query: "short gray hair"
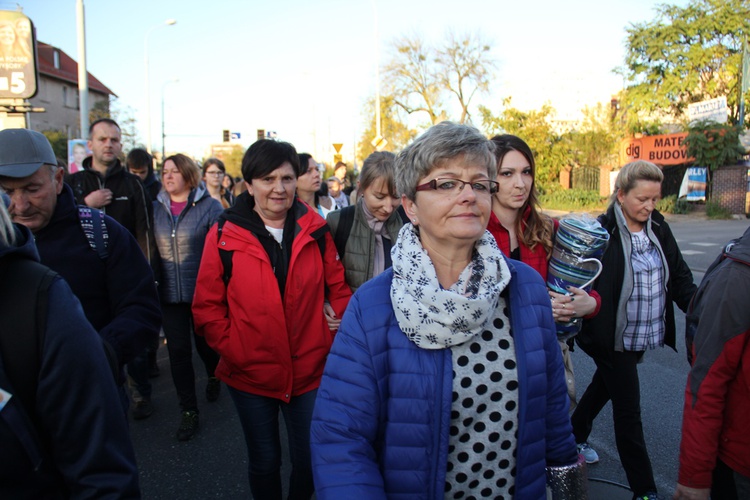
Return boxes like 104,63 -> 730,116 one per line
395,121 -> 496,201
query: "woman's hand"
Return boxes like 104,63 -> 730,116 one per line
549,286 -> 596,322
672,484 -> 709,500
324,303 -> 341,332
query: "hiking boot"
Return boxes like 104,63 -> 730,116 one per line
132,399 -> 154,420
176,410 -> 199,441
206,377 -> 221,402
577,442 -> 600,464
633,492 -> 660,500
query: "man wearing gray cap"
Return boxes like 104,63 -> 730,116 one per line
0,128 -> 161,412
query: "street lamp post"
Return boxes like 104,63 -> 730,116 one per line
161,78 -> 179,162
144,19 -> 176,154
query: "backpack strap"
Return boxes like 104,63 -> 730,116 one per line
332,205 -> 356,260
0,257 -> 57,419
217,217 -> 234,286
77,206 -> 109,260
310,225 -> 329,259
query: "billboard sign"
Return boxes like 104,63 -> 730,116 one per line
0,10 -> 37,99
619,132 -> 693,166
687,96 -> 728,124
67,139 -> 90,174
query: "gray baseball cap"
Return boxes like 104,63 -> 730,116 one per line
0,128 -> 58,178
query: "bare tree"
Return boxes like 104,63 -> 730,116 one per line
384,31 -> 496,125
437,31 -> 495,124
385,34 -> 444,125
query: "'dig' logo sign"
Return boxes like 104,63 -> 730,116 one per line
0,10 -> 37,99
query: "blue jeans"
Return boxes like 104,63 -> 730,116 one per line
228,387 -> 316,500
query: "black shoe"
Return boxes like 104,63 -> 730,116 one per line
206,377 -> 221,402
176,410 -> 199,441
132,400 -> 154,420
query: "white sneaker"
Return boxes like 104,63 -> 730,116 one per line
577,442 -> 600,464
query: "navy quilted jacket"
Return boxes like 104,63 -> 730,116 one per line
154,185 -> 223,304
311,259 -> 577,499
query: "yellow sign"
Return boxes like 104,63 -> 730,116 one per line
371,135 -> 388,151
332,143 -> 343,153
333,153 -> 343,164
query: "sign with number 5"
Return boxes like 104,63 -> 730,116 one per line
0,10 -> 37,99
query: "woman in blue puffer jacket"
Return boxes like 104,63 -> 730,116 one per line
154,153 -> 223,441
310,122 -> 583,499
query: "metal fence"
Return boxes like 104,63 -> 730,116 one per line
571,166 -> 600,191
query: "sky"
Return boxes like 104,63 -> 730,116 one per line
14,0 -> 685,163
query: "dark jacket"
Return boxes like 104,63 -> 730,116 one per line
154,185 -> 223,304
67,157 -> 154,264
326,199 -> 403,292
0,224 -> 140,498
576,206 -> 695,363
192,194 -> 352,401
679,225 -> 750,487
311,262 -> 578,499
34,184 -> 161,370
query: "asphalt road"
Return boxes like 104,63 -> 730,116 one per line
129,216 -> 750,499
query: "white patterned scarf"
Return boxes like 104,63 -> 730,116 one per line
390,224 -> 511,349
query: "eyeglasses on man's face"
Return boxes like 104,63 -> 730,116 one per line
205,170 -> 224,177
415,177 -> 499,195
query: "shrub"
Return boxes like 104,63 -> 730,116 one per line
656,195 -> 690,214
705,201 -> 732,219
540,189 -> 607,212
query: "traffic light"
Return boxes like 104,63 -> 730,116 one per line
222,129 -> 230,142
257,129 -> 265,141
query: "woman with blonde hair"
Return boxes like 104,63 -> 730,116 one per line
572,160 -> 696,500
326,151 -> 404,292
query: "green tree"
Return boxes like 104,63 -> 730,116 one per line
222,145 -> 245,180
385,31 -> 496,125
41,129 -> 68,160
684,120 -> 744,171
358,94 -> 417,162
479,100 -> 570,188
568,102 -> 623,168
622,0 -> 750,125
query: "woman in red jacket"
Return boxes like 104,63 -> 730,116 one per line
192,139 -> 351,500
485,134 -> 601,463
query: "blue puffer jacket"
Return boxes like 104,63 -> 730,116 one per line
154,185 -> 223,304
311,259 -> 577,499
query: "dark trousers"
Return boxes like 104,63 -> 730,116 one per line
161,302 -> 219,412
126,337 -> 157,401
571,350 -> 656,496
712,458 -> 750,500
228,386 -> 316,500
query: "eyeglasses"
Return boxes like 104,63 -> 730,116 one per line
415,177 -> 499,195
205,171 -> 224,177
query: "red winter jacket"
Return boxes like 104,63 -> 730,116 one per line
192,197 -> 352,401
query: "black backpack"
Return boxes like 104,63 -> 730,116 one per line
0,257 -> 57,418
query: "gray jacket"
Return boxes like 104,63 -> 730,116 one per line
154,185 -> 223,304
